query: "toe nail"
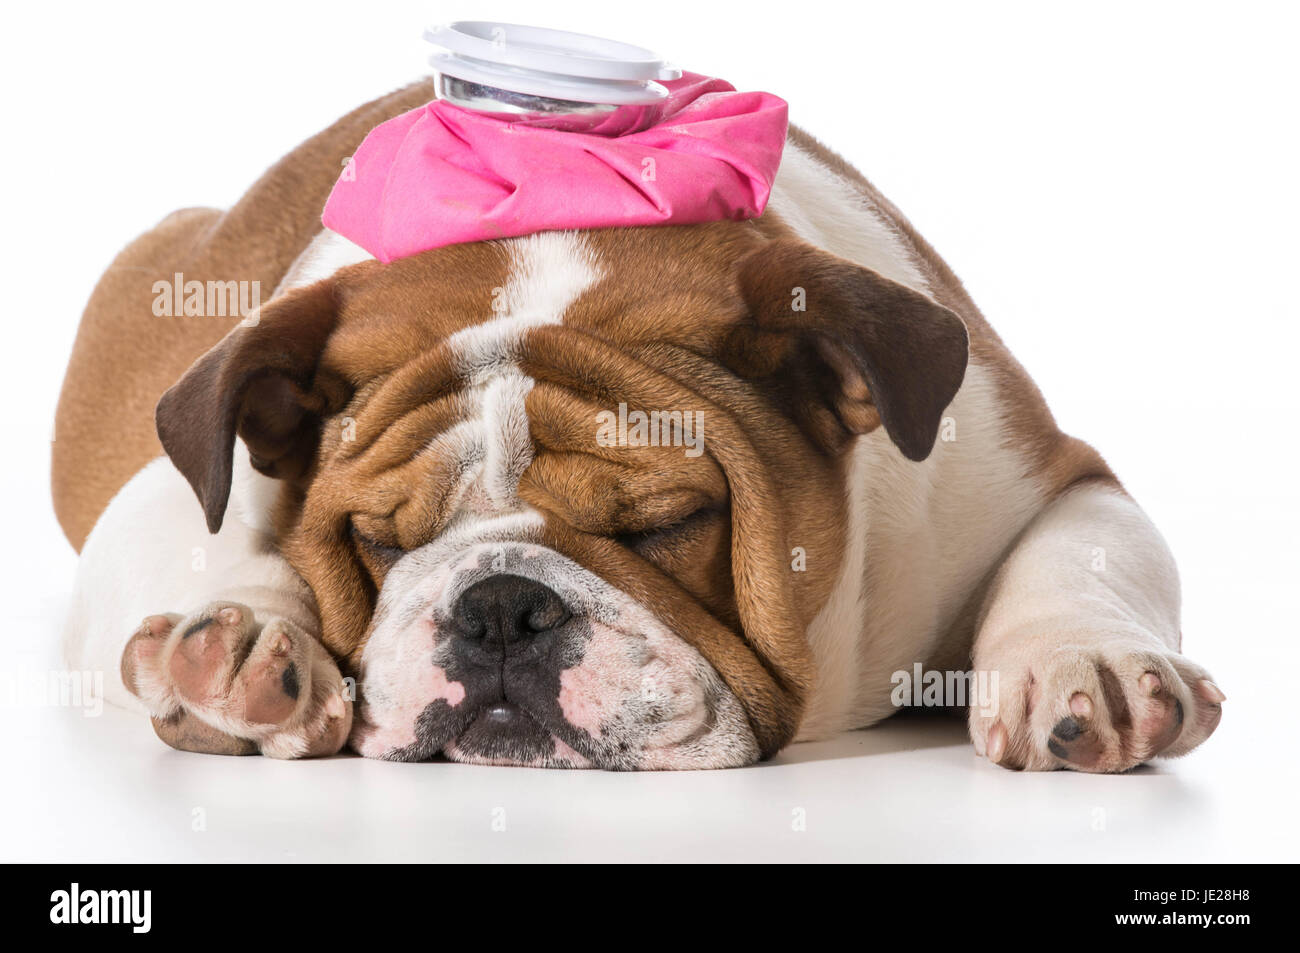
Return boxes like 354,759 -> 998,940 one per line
1198,680 -> 1227,704
326,694 -> 346,719
1069,692 -> 1093,718
987,721 -> 1007,763
271,634 -> 291,656
217,607 -> 242,626
1139,672 -> 1162,696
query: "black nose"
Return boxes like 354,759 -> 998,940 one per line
451,575 -> 570,650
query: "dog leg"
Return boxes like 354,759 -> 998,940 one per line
968,482 -> 1224,772
64,453 -> 351,757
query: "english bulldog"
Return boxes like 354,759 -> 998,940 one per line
53,80 -> 1224,770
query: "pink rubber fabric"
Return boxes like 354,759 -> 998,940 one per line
322,73 -> 788,262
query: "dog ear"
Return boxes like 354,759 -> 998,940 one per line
724,238 -> 968,460
155,277 -> 352,534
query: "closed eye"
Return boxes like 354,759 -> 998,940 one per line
350,522 -> 405,567
614,505 -> 724,553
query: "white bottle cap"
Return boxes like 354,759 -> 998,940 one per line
424,21 -> 682,109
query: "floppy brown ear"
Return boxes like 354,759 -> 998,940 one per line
724,238 -> 969,460
155,278 -> 351,534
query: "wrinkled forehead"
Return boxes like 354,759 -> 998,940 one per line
324,223 -> 763,378
317,227 -> 759,535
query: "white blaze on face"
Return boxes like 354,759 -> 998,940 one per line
440,232 -> 600,518
348,232 -> 759,768
448,231 -> 601,381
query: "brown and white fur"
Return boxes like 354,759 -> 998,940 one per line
53,81 -> 1224,770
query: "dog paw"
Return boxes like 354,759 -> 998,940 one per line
971,641 -> 1224,772
121,603 -> 352,758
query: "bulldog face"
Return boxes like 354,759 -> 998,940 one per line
157,223 -> 967,768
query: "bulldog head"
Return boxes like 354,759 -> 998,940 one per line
156,223 -> 967,768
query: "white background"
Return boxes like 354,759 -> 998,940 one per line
1,1 -> 1297,861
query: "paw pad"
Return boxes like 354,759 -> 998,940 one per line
121,602 -> 353,758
